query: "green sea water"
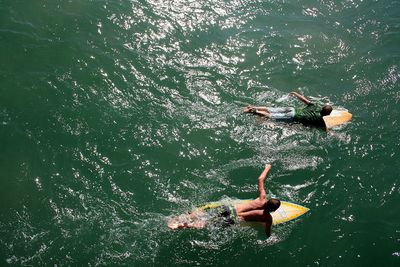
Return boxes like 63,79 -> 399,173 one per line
1,0 -> 399,266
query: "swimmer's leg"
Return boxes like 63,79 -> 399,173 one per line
243,106 -> 270,117
254,110 -> 269,117
252,106 -> 268,111
168,210 -> 207,229
243,106 -> 268,113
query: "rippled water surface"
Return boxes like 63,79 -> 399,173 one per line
1,0 -> 399,266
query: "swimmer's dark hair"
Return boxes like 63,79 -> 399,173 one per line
320,105 -> 333,116
265,198 -> 281,212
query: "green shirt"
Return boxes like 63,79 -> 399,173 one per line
294,104 -> 324,126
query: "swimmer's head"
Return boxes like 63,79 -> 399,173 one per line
321,105 -> 333,116
265,198 -> 281,212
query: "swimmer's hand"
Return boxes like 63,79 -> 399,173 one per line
259,164 -> 271,182
264,164 -> 271,171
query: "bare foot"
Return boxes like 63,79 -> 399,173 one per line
243,106 -> 254,113
177,222 -> 188,229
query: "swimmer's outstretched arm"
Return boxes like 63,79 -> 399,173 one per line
289,92 -> 311,105
258,164 -> 271,201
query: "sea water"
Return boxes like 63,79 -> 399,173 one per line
0,0 -> 399,266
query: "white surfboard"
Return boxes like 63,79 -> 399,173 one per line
323,109 -> 352,130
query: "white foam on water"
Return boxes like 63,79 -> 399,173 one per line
276,94 -> 290,103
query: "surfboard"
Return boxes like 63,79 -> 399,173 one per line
168,199 -> 309,229
198,200 -> 309,225
323,109 -> 352,130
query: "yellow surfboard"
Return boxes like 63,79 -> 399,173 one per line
168,200 -> 309,229
323,109 -> 352,130
198,199 -> 309,225
270,201 -> 309,225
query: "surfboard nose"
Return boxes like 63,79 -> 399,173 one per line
323,110 -> 353,129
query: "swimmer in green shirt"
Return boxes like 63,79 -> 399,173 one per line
243,92 -> 333,127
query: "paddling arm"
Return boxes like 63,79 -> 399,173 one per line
289,92 -> 311,105
264,213 -> 273,237
258,164 -> 271,201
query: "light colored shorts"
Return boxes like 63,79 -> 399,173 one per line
266,107 -> 295,121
